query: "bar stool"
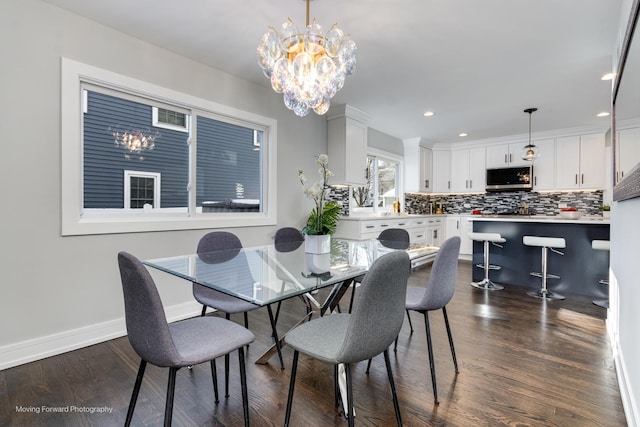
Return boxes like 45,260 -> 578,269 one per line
592,240 -> 610,308
523,235 -> 566,300
469,232 -> 506,290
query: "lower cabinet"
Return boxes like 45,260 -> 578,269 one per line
445,215 -> 473,256
426,217 -> 443,246
333,216 -> 430,243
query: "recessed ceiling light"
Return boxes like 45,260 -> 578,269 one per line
423,111 -> 435,117
459,133 -> 468,137
601,73 -> 615,81
597,112 -> 610,117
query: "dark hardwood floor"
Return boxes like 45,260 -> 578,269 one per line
0,261 -> 626,426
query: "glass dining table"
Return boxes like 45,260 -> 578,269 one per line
143,238 -> 439,368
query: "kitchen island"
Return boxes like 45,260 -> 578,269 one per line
470,216 -> 610,299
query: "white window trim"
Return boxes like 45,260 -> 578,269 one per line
152,106 -> 190,133
367,148 -> 405,213
61,57 -> 277,236
124,170 -> 161,209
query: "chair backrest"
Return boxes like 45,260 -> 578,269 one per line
378,228 -> 410,249
418,236 -> 461,311
274,227 -> 305,252
118,251 -> 181,367
197,231 -> 243,263
337,251 -> 411,363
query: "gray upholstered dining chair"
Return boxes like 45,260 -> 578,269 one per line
118,251 -> 254,427
283,251 -> 411,427
192,231 -> 262,396
403,235 -> 461,404
347,227 -> 410,313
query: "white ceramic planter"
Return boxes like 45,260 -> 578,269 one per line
305,234 -> 331,254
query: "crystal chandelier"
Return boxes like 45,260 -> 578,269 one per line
256,0 -> 357,117
110,125 -> 159,159
521,107 -> 540,161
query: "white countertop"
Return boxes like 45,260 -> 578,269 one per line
467,214 -> 610,225
341,213 -> 609,225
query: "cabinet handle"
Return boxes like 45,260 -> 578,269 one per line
365,225 -> 375,229
417,234 -> 424,238
534,176 -> 537,186
505,154 -> 508,164
448,181 -> 450,189
509,153 -> 512,163
380,224 -> 388,228
398,222 -> 406,226
581,173 -> 584,184
456,220 -> 459,230
575,174 -> 578,184
434,229 -> 438,238
425,179 -> 429,188
470,180 -> 472,188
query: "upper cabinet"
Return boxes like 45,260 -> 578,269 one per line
403,138 -> 433,193
327,105 -> 370,185
616,127 -> 640,183
450,147 -> 486,192
432,150 -> 451,193
555,133 -> 605,190
486,142 -> 531,168
531,139 -> 555,191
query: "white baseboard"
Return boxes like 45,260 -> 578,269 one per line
0,301 -> 202,371
612,324 -> 638,427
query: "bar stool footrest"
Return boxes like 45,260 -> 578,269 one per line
475,264 -> 502,271
530,272 -> 560,280
592,299 -> 609,308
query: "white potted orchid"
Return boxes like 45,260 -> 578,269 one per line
298,154 -> 341,254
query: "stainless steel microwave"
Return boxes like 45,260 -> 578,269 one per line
486,166 -> 532,192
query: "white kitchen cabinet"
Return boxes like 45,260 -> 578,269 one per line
327,105 -> 370,185
426,217 -> 444,246
486,142 -> 530,168
451,147 -> 486,192
432,150 -> 451,193
616,127 -> 640,184
445,215 -> 472,256
333,215 -> 428,243
555,133 -> 605,190
403,139 -> 432,193
531,139 -> 555,190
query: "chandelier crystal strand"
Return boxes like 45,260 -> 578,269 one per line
257,1 -> 356,117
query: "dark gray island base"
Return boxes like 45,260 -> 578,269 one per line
471,218 -> 610,299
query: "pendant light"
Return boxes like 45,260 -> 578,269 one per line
521,107 -> 540,161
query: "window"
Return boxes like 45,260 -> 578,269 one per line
365,149 -> 403,213
124,171 -> 160,209
61,58 -> 277,235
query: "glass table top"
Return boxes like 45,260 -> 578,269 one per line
144,238 -> 438,306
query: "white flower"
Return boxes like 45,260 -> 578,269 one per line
316,154 -> 329,165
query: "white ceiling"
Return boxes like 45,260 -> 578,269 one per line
42,0 -> 622,144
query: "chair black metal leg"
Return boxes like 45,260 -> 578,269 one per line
393,336 -> 398,352
348,283 -> 356,313
244,312 -> 249,329
200,305 -> 207,317
442,306 -> 459,373
383,349 -> 403,426
125,360 -> 146,427
345,363 -> 354,427
284,350 -> 299,427
238,348 -> 250,427
274,300 -> 282,327
334,364 -> 340,407
406,309 -> 414,333
164,367 -> 178,427
225,313 -> 231,397
365,358 -> 373,374
210,359 -> 219,403
424,312 -> 439,404
267,305 -> 285,369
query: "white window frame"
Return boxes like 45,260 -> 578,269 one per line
367,148 -> 404,214
124,170 -> 161,209
152,106 -> 190,133
61,57 -> 277,236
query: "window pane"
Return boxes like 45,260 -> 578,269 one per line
376,158 -> 398,209
83,90 -> 188,209
196,116 -> 262,212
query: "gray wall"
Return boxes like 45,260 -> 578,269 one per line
0,0 -> 327,368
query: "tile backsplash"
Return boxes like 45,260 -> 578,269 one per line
404,190 -> 604,216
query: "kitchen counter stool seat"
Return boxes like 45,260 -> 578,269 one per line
469,232 -> 506,291
523,235 -> 566,300
592,240 -> 610,308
